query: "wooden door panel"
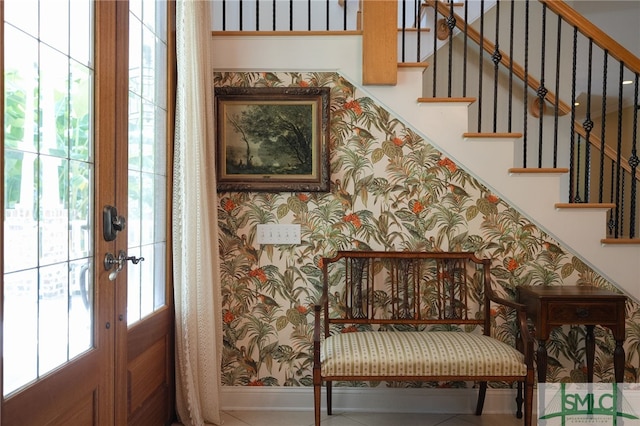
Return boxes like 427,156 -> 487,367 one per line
2,353 -> 101,425
47,392 -> 96,426
127,386 -> 170,426
126,308 -> 174,425
129,336 -> 167,411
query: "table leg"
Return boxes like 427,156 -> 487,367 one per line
614,340 -> 625,383
537,340 -> 547,382
586,325 -> 595,383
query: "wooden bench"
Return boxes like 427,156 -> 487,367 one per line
313,251 -> 534,425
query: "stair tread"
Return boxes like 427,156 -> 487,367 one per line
465,132 -> 523,138
418,97 -> 476,103
399,62 -> 429,68
601,238 -> 640,245
509,167 -> 569,173
555,202 -> 616,209
397,27 -> 431,32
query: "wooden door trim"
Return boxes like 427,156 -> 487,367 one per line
0,1 -> 5,420
95,0 -> 120,423
112,0 -> 131,424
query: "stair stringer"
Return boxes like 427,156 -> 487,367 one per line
364,67 -> 640,303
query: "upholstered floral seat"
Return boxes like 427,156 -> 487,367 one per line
321,331 -> 526,377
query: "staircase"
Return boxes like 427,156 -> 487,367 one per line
366,67 -> 640,302
212,33 -> 640,303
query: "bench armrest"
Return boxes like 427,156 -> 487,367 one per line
313,293 -> 327,367
489,293 -> 535,368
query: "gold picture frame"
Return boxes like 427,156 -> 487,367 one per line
215,86 -> 330,192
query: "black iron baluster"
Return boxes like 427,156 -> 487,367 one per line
508,0 -> 515,132
477,0 -> 484,132
523,0 -> 530,167
608,155 -> 616,235
307,0 -> 311,30
256,0 -> 260,30
537,4 -> 547,168
614,63 -> 625,237
462,0 -> 468,97
552,15 -> 562,168
608,83 -> 617,236
491,0 -> 501,132
239,0 -> 243,31
222,0 -> 227,31
569,27 -> 578,202
575,135 -> 584,203
401,0 -> 407,63
325,0 -> 329,30
343,0 -> 347,31
629,75 -> 639,238
598,51 -> 609,203
447,1 -> 456,97
272,0 -> 276,31
289,0 -> 293,31
583,40 -> 595,202
431,0 -> 438,96
620,173 -> 626,237
416,0 -> 422,63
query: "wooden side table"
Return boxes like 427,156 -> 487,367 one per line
517,286 -> 626,383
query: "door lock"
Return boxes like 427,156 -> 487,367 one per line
103,205 -> 126,241
104,250 -> 145,281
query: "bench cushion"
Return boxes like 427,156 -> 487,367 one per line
321,331 -> 526,377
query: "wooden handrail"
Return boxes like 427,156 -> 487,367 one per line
425,0 -> 571,116
425,0 -> 639,185
540,0 -> 640,76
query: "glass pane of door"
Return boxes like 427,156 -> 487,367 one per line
3,0 -> 94,396
127,0 -> 168,325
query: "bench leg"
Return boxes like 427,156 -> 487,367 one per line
515,381 -> 523,418
524,378 -> 534,426
314,382 -> 321,426
475,381 -> 487,415
327,381 -> 333,415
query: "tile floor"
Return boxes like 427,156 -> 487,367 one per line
186,410 -> 524,426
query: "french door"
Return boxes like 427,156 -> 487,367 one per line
1,1 -> 174,424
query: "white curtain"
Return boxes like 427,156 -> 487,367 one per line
173,1 -> 222,425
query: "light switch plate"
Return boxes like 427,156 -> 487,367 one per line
256,224 -> 301,245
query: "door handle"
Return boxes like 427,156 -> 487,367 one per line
104,250 -> 145,281
123,253 -> 145,264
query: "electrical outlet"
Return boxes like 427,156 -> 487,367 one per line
256,224 -> 301,244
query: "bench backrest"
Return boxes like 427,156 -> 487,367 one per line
320,251 -> 492,336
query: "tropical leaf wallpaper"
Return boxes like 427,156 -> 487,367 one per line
214,71 -> 640,388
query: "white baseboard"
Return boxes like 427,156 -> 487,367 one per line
221,386 -> 535,415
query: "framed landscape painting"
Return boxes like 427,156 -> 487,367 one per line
214,86 -> 330,192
